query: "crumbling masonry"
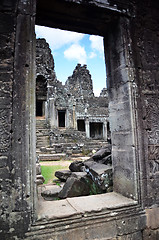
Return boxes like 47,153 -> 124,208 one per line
36,38 -> 109,156
0,0 -> 159,239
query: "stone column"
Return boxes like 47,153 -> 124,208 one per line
4,0 -> 37,237
48,98 -> 56,129
42,101 -> 46,117
85,118 -> 90,138
45,101 -> 48,121
73,104 -> 76,129
103,120 -> 107,141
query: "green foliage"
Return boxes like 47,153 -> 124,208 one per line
89,182 -> 103,195
85,178 -> 103,195
41,165 -> 67,184
56,182 -> 61,187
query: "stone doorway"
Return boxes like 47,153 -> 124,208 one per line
58,110 -> 66,127
36,0 -> 139,203
77,119 -> 85,132
90,122 -> 103,139
2,0 -> 159,239
36,100 -> 43,116
36,74 -> 47,118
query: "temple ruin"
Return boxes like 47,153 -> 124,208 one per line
35,38 -> 112,197
0,0 -> 159,239
36,38 -> 110,160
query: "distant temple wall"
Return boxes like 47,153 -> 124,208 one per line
36,39 -> 109,140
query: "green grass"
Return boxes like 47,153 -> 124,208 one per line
41,165 -> 68,184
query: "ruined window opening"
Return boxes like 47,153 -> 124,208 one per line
77,119 -> 85,132
90,122 -> 103,139
58,110 -> 66,127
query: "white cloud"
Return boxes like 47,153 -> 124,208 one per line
64,44 -> 87,64
35,25 -> 84,51
89,52 -> 97,59
94,88 -> 101,97
89,35 -> 104,55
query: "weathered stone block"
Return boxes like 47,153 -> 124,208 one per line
110,105 -> 132,132
69,160 -> 84,172
143,228 -> 159,240
53,227 -> 86,240
112,147 -> 137,199
41,185 -> 61,201
117,231 -> 142,240
85,220 -> 117,240
55,169 -> 72,182
98,154 -> 112,165
112,131 -> 134,149
36,175 -> 45,185
92,146 -> 111,160
108,82 -> 130,103
116,215 -> 146,236
36,163 -> 41,175
146,207 -> 159,230
71,172 -> 87,179
0,167 -> 10,179
58,176 -> 90,199
84,160 -> 113,191
0,156 -> 8,168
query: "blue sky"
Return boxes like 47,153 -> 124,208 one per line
35,25 -> 107,96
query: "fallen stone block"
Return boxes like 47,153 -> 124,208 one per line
69,160 -> 84,172
55,169 -> 72,182
97,154 -> 112,165
92,146 -> 111,160
41,185 -> 62,201
84,160 -> 113,191
36,163 -> 41,175
36,175 -> 45,185
58,176 -> 90,199
71,172 -> 87,179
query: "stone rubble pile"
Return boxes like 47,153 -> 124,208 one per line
41,145 -> 113,201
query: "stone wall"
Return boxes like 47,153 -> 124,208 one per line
0,0 -> 37,239
133,0 -> 159,208
36,38 -> 57,99
65,63 -> 94,98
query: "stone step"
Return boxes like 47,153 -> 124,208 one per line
37,133 -> 49,138
37,140 -> 50,144
36,143 -> 50,147
36,129 -> 50,132
37,142 -> 50,146
38,153 -> 66,161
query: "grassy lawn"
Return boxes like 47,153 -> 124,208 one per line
40,164 -> 69,184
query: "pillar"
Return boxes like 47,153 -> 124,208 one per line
103,120 -> 107,141
48,98 -> 56,128
85,118 -> 90,138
